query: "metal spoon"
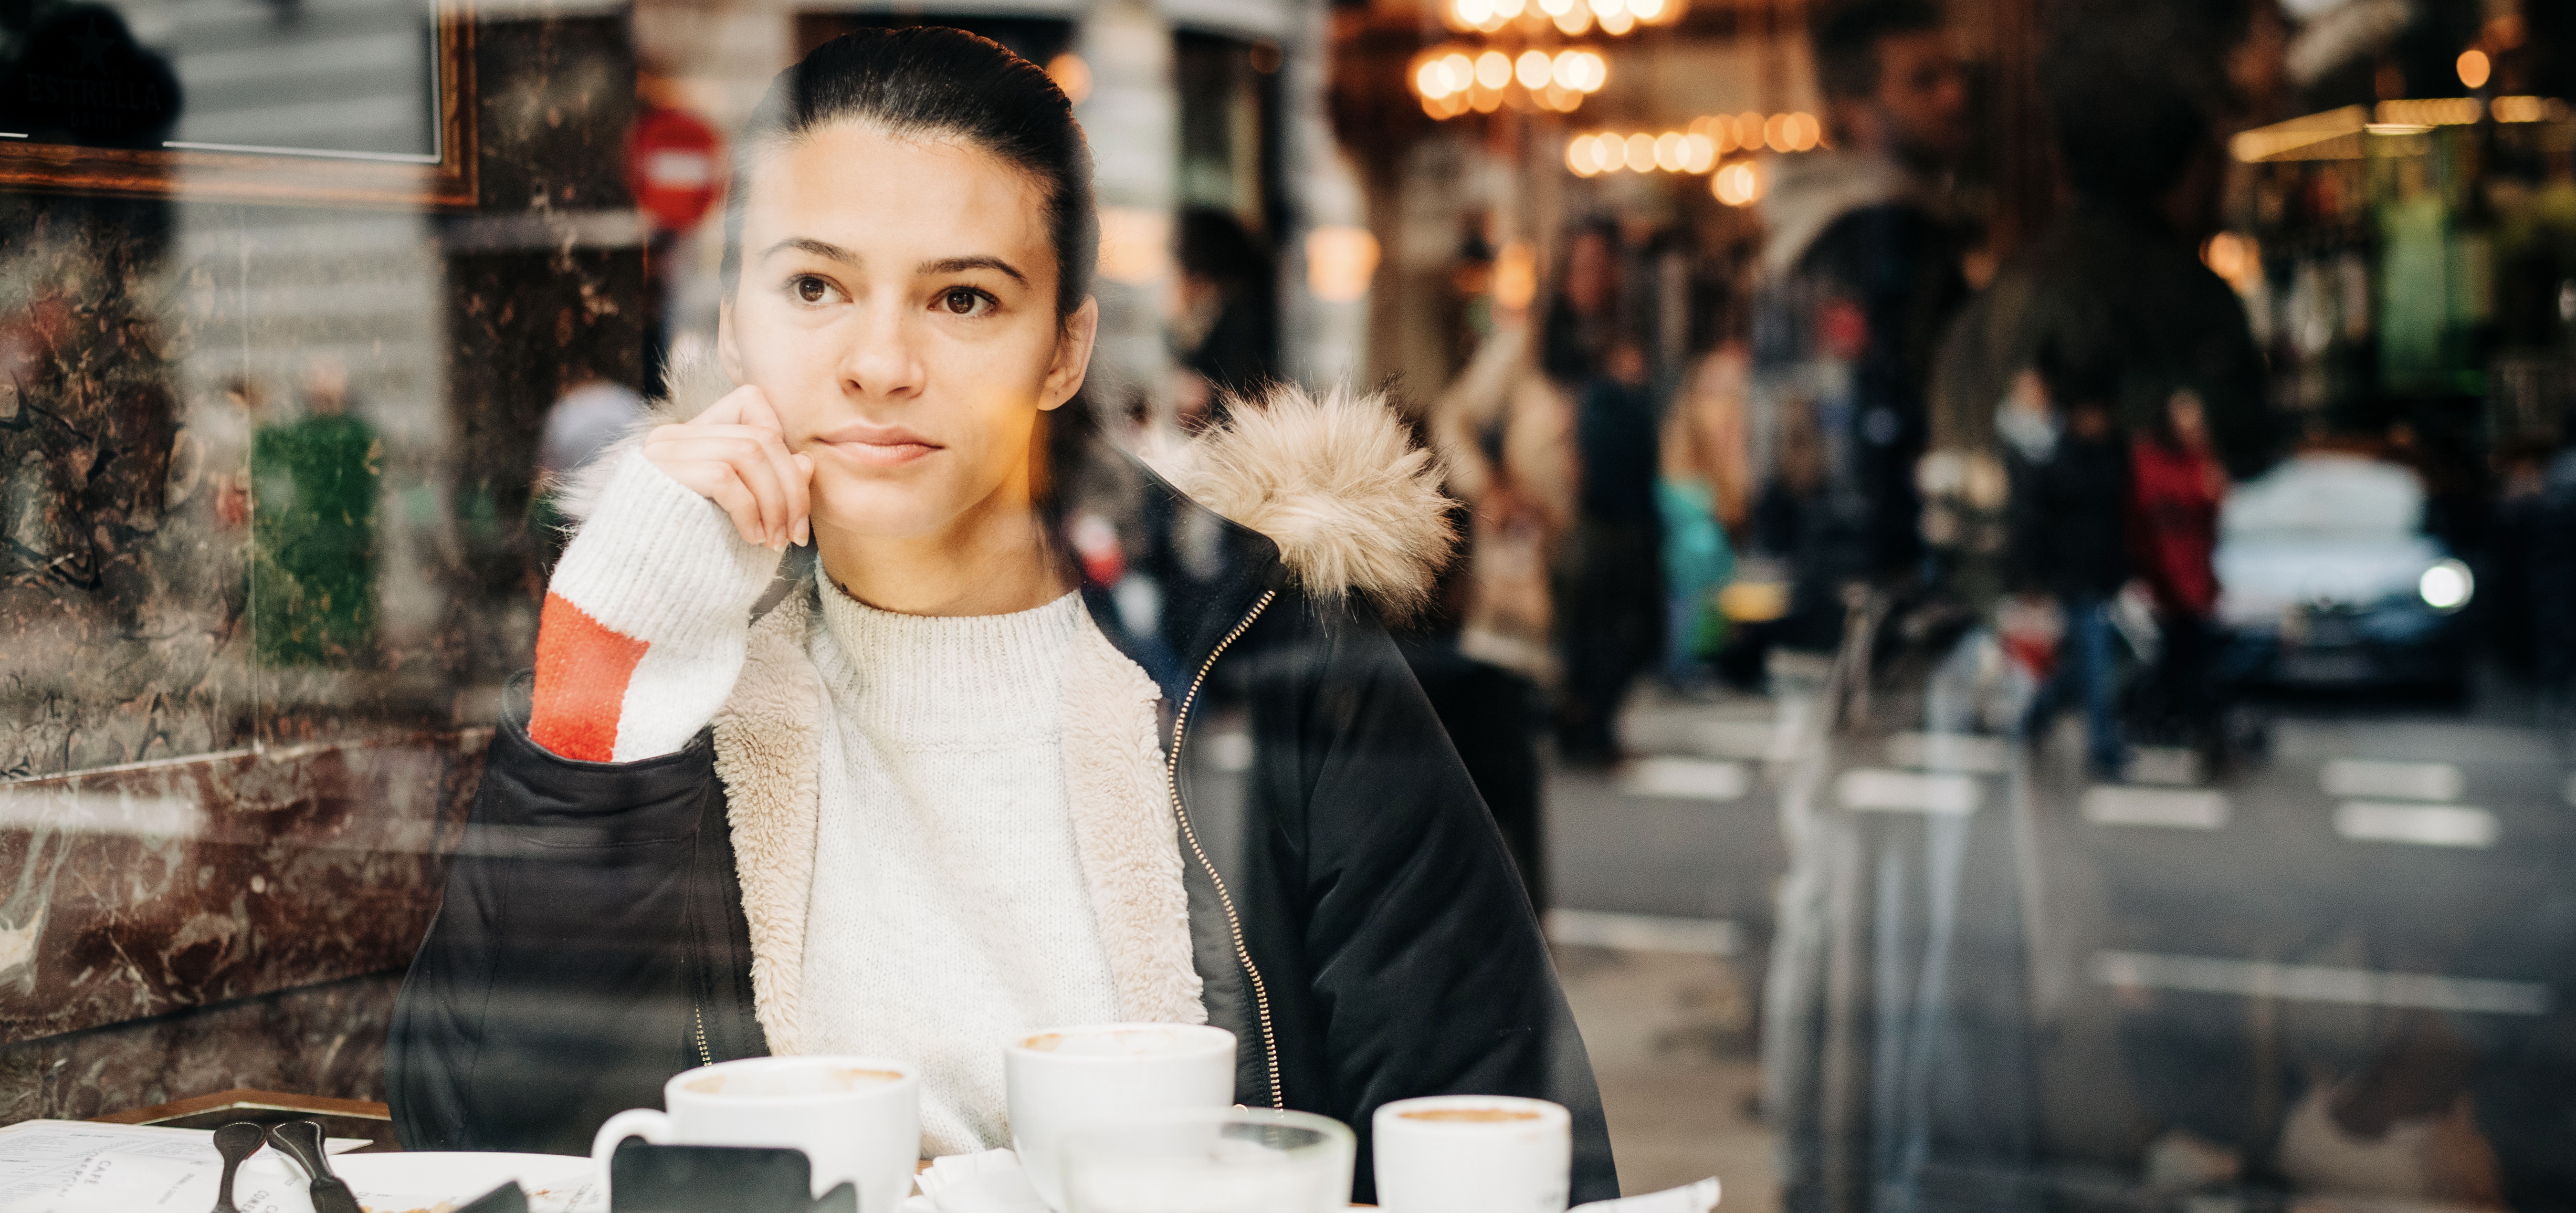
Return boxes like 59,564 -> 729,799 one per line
265,1120 -> 362,1213
209,1122 -> 264,1213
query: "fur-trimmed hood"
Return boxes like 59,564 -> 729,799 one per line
561,352 -> 1456,620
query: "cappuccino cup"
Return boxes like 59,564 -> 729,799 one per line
1371,1095 -> 1570,1213
1004,1023 -> 1237,1211
589,1055 -> 919,1213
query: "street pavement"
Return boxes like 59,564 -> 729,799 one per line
1543,671 -> 2576,1203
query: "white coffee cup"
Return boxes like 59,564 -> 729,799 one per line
1371,1095 -> 1571,1213
589,1055 -> 920,1213
1004,1022 -> 1238,1211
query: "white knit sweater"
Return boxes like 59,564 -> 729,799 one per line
545,452 -> 1122,1153
799,583 -> 1121,1155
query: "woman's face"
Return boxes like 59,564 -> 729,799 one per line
719,121 -> 1096,544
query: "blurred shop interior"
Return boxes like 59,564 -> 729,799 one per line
7,0 -> 2576,1207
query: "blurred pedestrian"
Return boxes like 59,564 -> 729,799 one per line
250,360 -> 380,667
1657,346 -> 1752,691
538,369 -> 649,485
2006,352 -> 2130,778
1751,0 -> 1972,654
2127,389 -> 2229,754
1169,208 -> 1278,430
1416,319 -> 1578,906
1543,221 -> 1664,765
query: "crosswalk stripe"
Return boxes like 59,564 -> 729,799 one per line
1883,732 -> 2011,774
1836,769 -> 1981,816
1619,758 -> 1749,802
2320,758 -> 2464,803
2333,801 -> 2498,848
1546,910 -> 1740,956
2092,950 -> 2549,1014
2082,786 -> 2229,829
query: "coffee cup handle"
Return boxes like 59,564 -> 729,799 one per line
590,1108 -> 675,1195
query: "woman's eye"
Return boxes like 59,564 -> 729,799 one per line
791,275 -> 833,304
940,287 -> 992,316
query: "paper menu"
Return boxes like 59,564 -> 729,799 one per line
0,1120 -> 369,1207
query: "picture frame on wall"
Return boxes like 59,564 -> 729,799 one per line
0,0 -> 478,210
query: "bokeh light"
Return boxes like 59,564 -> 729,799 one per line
2457,49 -> 2491,90
1712,160 -> 1763,205
1413,44 -> 1603,119
1446,0 -> 1680,35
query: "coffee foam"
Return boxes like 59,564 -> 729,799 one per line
1019,1028 -> 1209,1057
684,1066 -> 904,1098
1398,1107 -> 1543,1123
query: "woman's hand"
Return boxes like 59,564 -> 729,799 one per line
643,385 -> 815,551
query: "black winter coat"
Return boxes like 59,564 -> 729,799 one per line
384,393 -> 1618,1205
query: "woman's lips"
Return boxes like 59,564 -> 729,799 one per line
813,422 -> 942,468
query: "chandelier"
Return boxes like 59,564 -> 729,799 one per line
1445,0 -> 1682,38
1413,45 -> 1609,118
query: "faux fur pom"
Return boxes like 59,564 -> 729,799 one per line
1155,385 -> 1458,624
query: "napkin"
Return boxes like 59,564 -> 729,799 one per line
0,1151 -> 323,1213
0,1150 -> 605,1213
1574,1176 -> 1722,1213
906,1149 -> 1046,1213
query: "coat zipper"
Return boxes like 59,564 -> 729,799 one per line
1165,589 -> 1283,1109
694,1004 -> 713,1066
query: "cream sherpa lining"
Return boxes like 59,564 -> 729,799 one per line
567,350 -> 1450,1047
1062,616 -> 1209,1024
711,590 -> 827,1055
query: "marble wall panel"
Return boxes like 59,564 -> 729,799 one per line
0,732 -> 485,1044
0,970 -> 403,1124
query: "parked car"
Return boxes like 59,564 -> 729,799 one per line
2212,452 -> 2472,694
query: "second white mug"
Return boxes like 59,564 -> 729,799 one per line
1004,1022 -> 1238,1211
1371,1094 -> 1571,1213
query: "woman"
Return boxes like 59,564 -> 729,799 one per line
385,28 -> 1615,1203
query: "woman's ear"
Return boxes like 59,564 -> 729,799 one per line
1039,297 -> 1100,412
717,298 -> 746,385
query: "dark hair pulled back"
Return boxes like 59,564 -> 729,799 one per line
719,27 -> 1098,322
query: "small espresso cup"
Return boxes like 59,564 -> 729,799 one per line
1004,1022 -> 1238,1211
1371,1095 -> 1571,1213
589,1055 -> 919,1213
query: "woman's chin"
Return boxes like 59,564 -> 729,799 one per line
810,491 -> 972,544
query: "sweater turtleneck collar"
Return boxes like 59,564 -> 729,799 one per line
810,579 -> 1083,740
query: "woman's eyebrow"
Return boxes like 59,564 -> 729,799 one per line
764,237 -> 858,264
921,255 -> 1028,286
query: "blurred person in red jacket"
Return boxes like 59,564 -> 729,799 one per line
2126,388 -> 2229,753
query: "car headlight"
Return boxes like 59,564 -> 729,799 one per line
2418,559 -> 2473,611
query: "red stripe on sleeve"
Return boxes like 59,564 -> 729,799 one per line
531,591 -> 651,762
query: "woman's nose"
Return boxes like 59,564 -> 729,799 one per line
839,304 -> 925,399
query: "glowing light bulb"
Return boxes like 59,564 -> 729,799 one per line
1787,112 -> 1819,150
2458,49 -> 2491,89
1579,52 -> 1608,91
1683,132 -> 1715,172
1476,50 -> 1513,89
1456,0 -> 1494,26
1567,135 -> 1598,175
1554,6 -> 1590,34
1517,50 -> 1553,90
1630,0 -> 1667,19
1654,132 -> 1686,171
1620,133 -> 1652,172
1599,9 -> 1633,33
1416,61 -> 1448,98
1713,161 -> 1761,206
